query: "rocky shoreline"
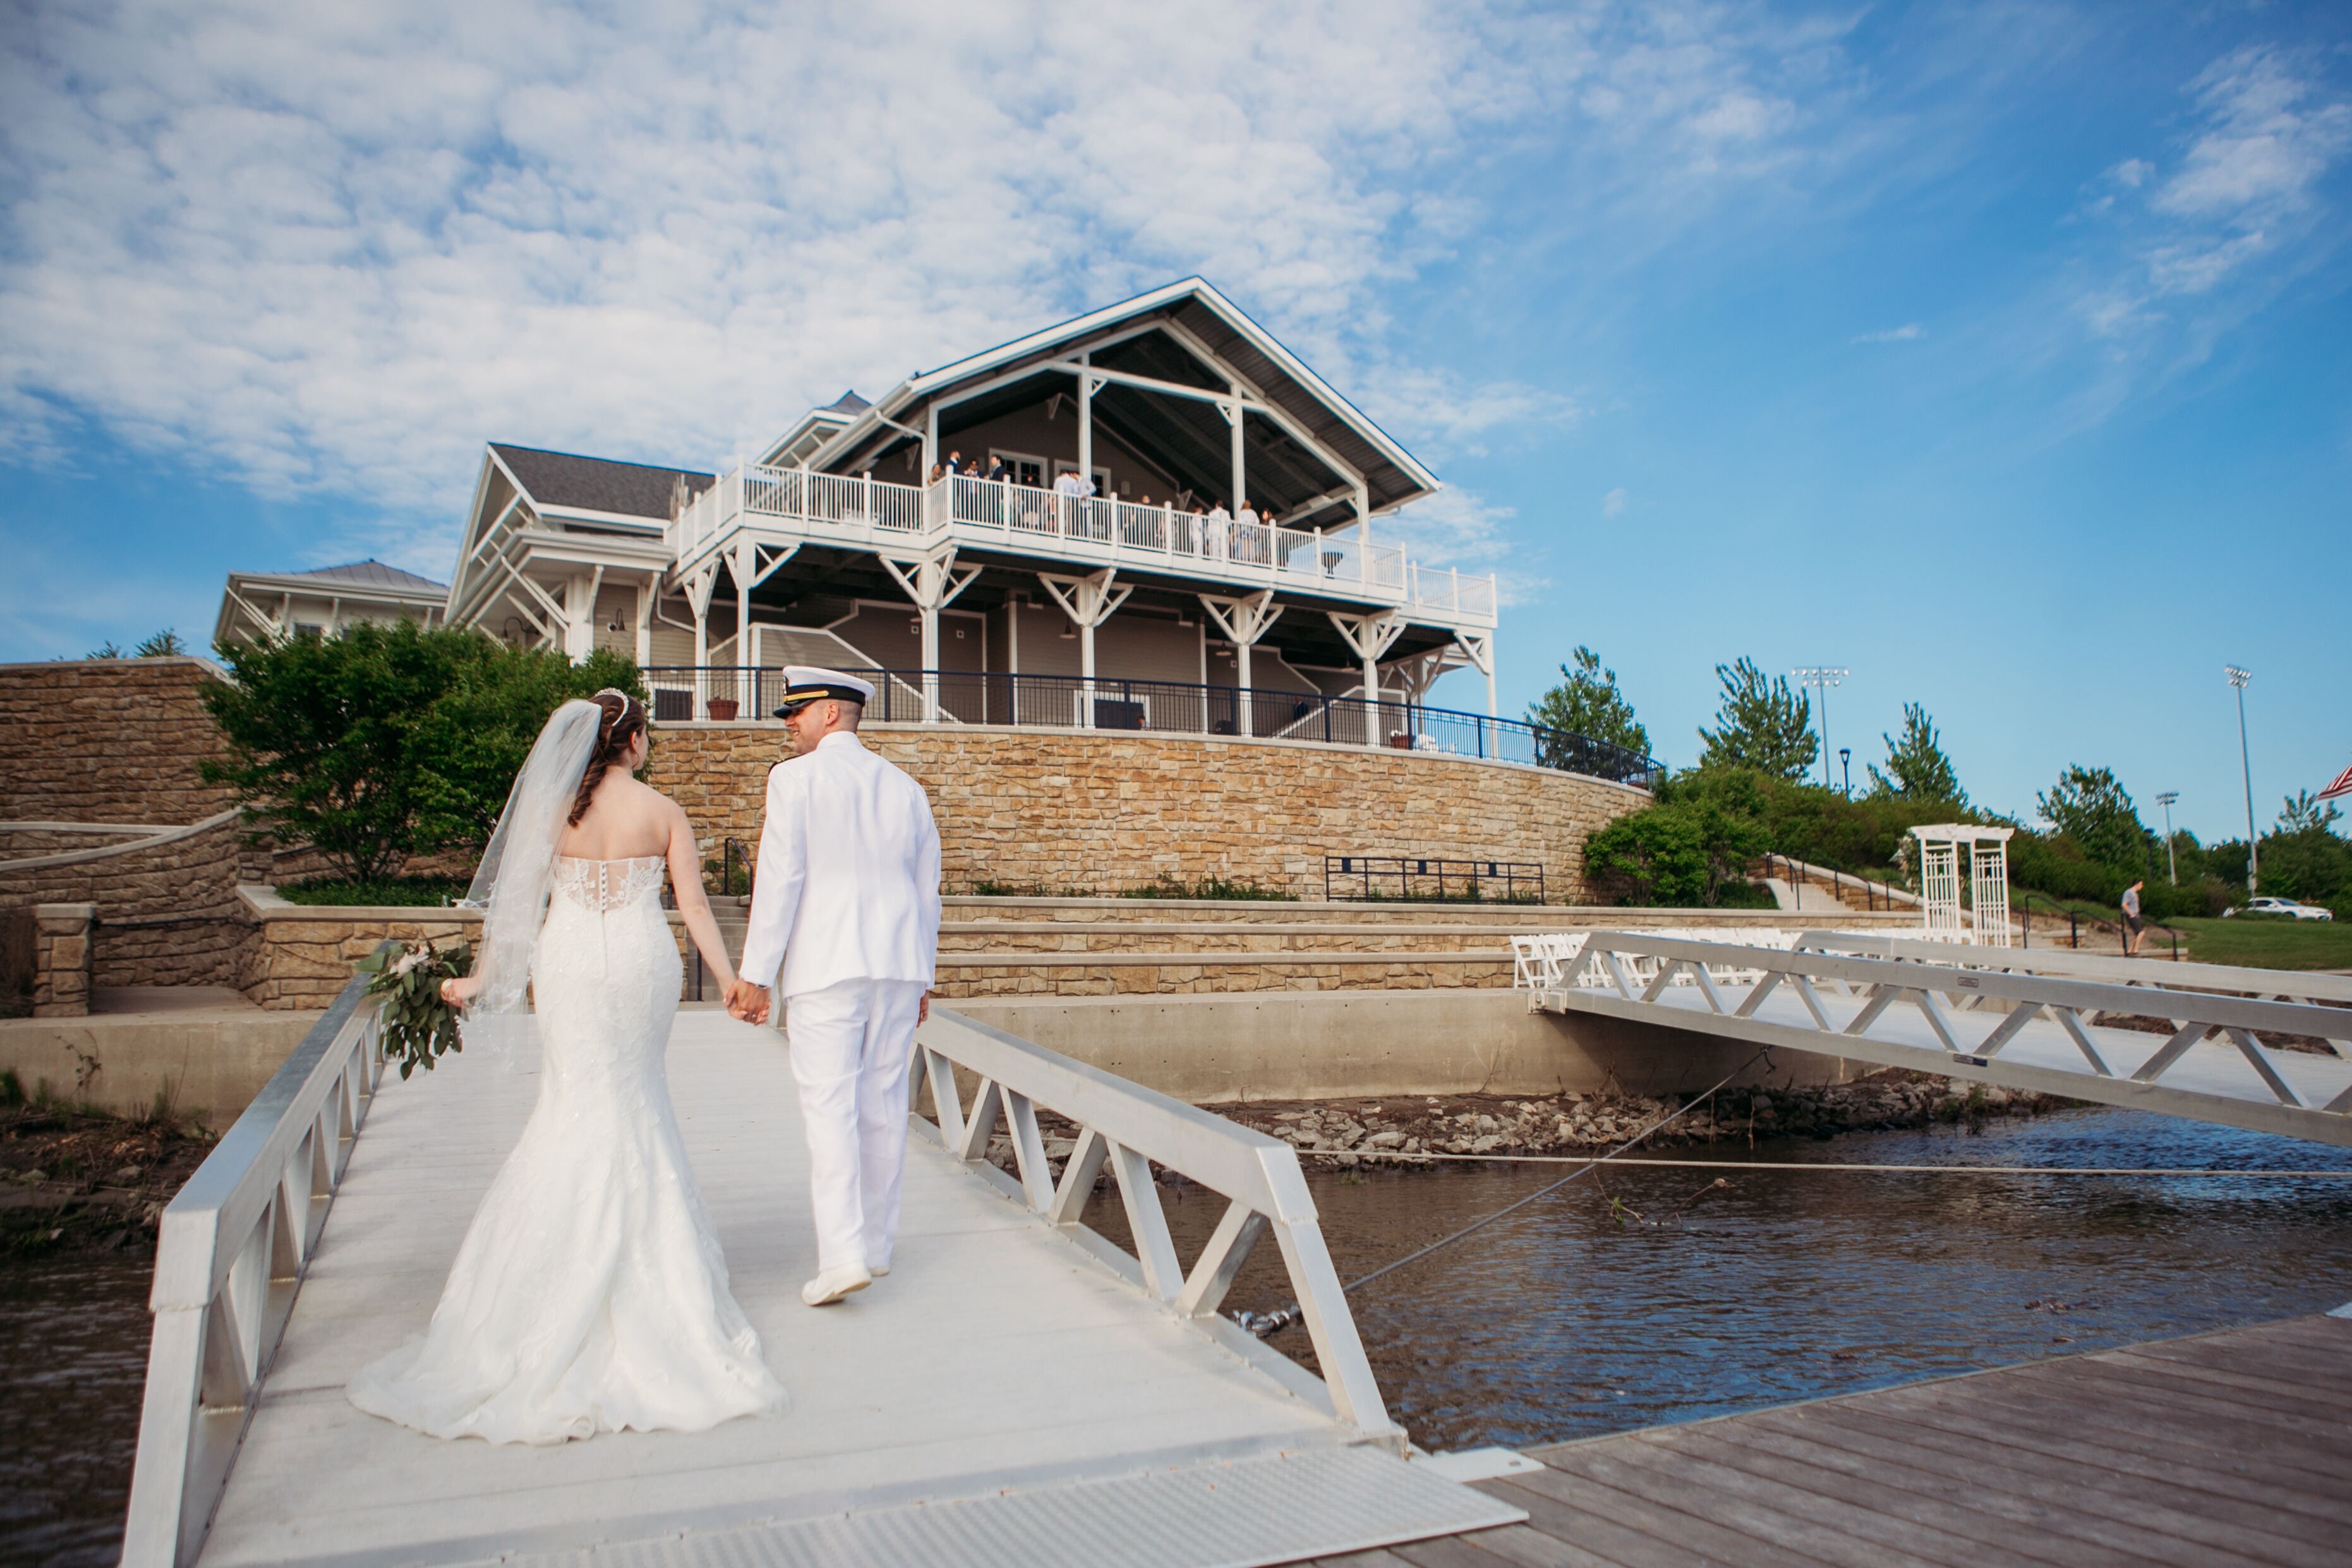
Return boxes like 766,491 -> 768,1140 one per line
1216,1068 -> 2066,1166
0,1089 -> 215,1258
974,1068 -> 2070,1185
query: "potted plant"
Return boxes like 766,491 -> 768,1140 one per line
706,697 -> 739,720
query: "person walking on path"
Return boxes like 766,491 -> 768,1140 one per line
729,666 -> 943,1309
2122,878 -> 2147,956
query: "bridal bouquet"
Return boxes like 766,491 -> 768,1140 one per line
357,939 -> 474,1079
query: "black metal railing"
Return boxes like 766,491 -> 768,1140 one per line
1324,855 -> 1545,903
641,667 -> 1661,788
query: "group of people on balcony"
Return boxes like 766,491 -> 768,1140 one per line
924,450 -> 1289,567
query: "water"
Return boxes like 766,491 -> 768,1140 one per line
1092,1104 -> 2352,1451
0,1257 -> 154,1568
9,1105 -> 2352,1563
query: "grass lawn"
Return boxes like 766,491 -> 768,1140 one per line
2169,915 -> 2352,972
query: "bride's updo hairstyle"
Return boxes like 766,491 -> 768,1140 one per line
568,689 -> 647,826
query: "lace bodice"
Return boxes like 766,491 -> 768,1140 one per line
552,855 -> 666,913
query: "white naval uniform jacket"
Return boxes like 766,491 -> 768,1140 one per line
738,731 -> 942,999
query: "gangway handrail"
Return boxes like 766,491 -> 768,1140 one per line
1794,929 -> 2352,1008
911,1007 -> 1402,1449
1555,930 -> 2352,1110
121,946 -> 390,1568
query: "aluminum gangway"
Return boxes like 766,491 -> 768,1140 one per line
1523,930 -> 2352,1146
119,962 -> 1519,1568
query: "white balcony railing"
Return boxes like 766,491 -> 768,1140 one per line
671,464 -> 1497,624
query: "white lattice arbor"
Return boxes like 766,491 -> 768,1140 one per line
1910,824 -> 2013,946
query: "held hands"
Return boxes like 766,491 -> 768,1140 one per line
439,974 -> 483,1008
726,979 -> 773,1025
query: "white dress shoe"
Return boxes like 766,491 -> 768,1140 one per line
801,1263 -> 872,1306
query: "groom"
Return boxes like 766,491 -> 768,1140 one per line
727,666 -> 942,1308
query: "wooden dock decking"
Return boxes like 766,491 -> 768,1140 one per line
1312,1312 -> 2352,1568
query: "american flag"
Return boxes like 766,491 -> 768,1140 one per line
2322,759 -> 2352,802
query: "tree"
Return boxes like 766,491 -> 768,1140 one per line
200,622 -> 644,882
411,642 -> 646,850
2279,789 -> 2343,835
1867,703 -> 1966,807
202,622 -> 466,881
86,640 -> 124,659
1528,646 -> 1649,762
1696,656 -> 1816,779
2036,764 -> 2152,876
135,628 -> 188,657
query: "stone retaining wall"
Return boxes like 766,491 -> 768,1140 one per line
0,658 -> 238,824
0,816 -> 253,988
649,721 -> 1650,903
32,903 -> 94,1017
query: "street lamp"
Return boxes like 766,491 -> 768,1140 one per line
1839,747 -> 1852,797
2154,791 -> 2180,886
1792,666 -> 1848,792
2226,665 -> 2257,895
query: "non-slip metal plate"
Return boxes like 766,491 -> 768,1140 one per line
492,1445 -> 1525,1568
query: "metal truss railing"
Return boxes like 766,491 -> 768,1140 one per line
1792,929 -> 2352,1009
121,948 -> 389,1568
910,1008 -> 1402,1449
1554,930 -> 2352,1114
641,666 -> 1661,787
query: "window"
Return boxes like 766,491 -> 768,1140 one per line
991,450 -> 1047,488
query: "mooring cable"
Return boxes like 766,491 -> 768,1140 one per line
1284,1150 -> 2352,1179
1230,1046 -> 1774,1337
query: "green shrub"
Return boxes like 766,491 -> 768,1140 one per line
1583,785 -> 1772,907
1121,874 -> 1296,902
275,876 -> 472,907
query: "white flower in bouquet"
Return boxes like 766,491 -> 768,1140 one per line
390,943 -> 431,977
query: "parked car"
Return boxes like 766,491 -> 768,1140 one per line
2224,896 -> 2334,921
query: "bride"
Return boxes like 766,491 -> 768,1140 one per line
347,690 -> 786,1444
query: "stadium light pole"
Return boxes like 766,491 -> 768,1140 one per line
2154,791 -> 2180,885
2226,665 -> 2257,895
1792,666 -> 1848,792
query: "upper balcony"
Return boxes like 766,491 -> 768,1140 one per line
669,466 -> 1499,630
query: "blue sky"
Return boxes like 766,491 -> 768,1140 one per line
2,1 -> 2346,841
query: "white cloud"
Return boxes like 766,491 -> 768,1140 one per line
1850,323 -> 1924,343
1601,486 -> 1629,517
2075,45 -> 2351,344
0,0 -> 1835,579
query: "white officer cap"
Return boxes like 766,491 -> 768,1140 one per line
772,665 -> 877,718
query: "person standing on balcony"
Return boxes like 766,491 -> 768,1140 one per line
730,666 -> 943,1310
1204,500 -> 1231,560
1236,499 -> 1261,564
944,450 -> 964,476
986,454 -> 1010,483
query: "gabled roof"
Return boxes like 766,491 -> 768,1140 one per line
819,390 -> 870,416
256,559 -> 449,593
816,279 -> 1439,519
490,443 -> 716,521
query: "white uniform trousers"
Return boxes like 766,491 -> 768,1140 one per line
783,977 -> 926,1275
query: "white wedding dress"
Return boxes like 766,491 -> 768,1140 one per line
348,855 -> 786,1444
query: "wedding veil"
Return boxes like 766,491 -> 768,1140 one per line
459,697 -> 605,1055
